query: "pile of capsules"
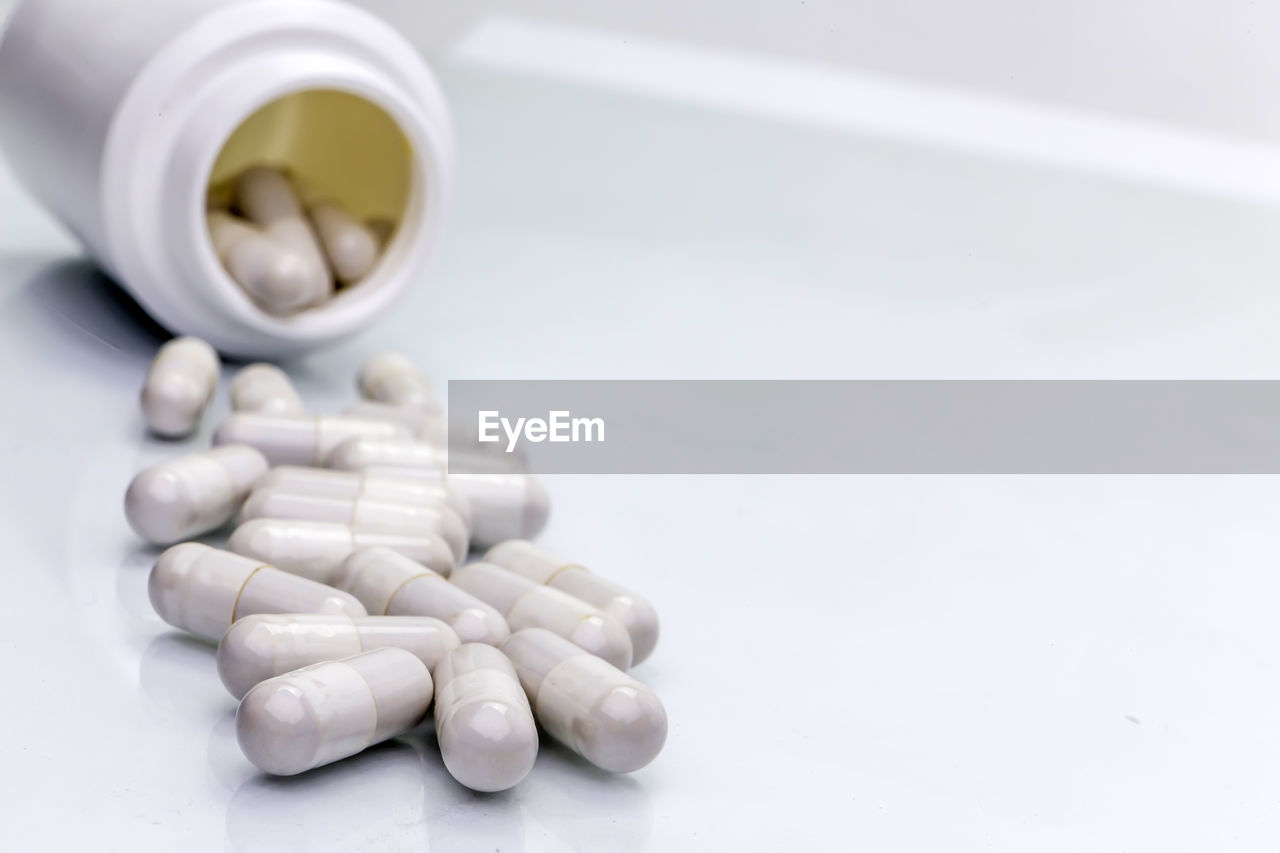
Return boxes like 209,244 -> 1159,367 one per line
128,337 -> 666,790
207,165 -> 391,315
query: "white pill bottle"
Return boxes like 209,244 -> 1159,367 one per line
0,0 -> 454,357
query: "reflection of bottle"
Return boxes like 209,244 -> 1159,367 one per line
0,0 -> 455,357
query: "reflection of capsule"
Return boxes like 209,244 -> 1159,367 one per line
502,629 -> 667,774
240,489 -> 468,562
229,518 -> 455,583
485,540 -> 659,665
450,563 -> 632,669
213,412 -> 409,466
125,445 -> 268,545
148,543 -> 365,642
334,547 -> 509,645
225,739 -> 431,850
434,644 -> 538,792
447,474 -> 550,549
236,647 -> 433,775
257,466 -> 471,530
217,613 -> 460,698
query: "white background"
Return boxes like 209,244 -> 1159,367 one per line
3,1 -> 1280,850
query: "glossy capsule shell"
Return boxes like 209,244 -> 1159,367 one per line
434,644 -> 538,792
229,518 -> 455,583
343,401 -> 447,446
325,437 -> 447,473
357,351 -> 439,411
213,413 -> 409,467
503,629 -> 667,774
257,467 -> 471,530
140,336 -> 219,438
124,445 -> 268,545
217,613 -> 460,698
229,363 -> 305,415
236,647 -> 433,776
447,474 -> 550,549
240,489 -> 469,562
148,543 -> 366,642
334,547 -> 509,645
485,540 -> 659,665
451,563 -> 632,669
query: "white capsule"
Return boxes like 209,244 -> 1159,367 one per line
229,518 -> 455,583
140,336 -> 219,438
237,647 -> 432,776
451,563 -> 632,669
240,489 -> 469,562
257,466 -> 471,530
334,547 -> 510,645
308,201 -> 380,284
207,210 -> 324,313
213,413 -> 409,466
357,351 -> 439,411
434,644 -> 538,792
324,436 -> 447,473
148,543 -> 366,642
235,166 -> 332,303
447,474 -> 551,549
217,613 -> 460,698
343,401 -> 447,446
502,628 -> 666,774
124,445 -> 268,545
485,540 -> 659,665
229,363 -> 304,415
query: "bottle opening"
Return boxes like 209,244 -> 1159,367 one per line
205,88 -> 416,314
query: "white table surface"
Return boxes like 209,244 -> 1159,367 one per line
2,46 -> 1280,852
